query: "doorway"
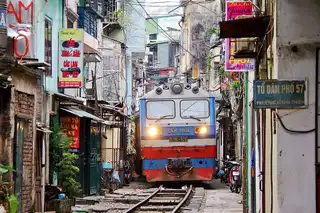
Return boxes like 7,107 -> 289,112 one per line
14,118 -> 24,213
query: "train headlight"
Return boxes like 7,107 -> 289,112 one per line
171,83 -> 183,94
195,126 -> 208,135
148,126 -> 159,136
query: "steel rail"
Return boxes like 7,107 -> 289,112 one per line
124,185 -> 163,213
171,185 -> 193,213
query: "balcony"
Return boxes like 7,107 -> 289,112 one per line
79,0 -> 105,18
103,0 -> 122,35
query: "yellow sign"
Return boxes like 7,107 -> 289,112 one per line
192,66 -> 199,79
58,29 -> 84,88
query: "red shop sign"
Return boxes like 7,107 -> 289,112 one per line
60,116 -> 80,149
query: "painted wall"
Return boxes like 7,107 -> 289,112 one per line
145,15 -> 181,44
85,36 -> 125,103
273,1 -> 319,212
124,0 -> 146,116
35,0 -> 63,93
180,1 -> 222,73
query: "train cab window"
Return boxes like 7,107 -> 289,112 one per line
180,100 -> 209,119
146,100 -> 175,120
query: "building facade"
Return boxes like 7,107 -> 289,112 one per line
220,0 -> 320,213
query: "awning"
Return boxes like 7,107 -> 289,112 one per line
219,16 -> 270,39
99,104 -> 127,117
36,127 -> 52,133
61,107 -> 105,123
51,92 -> 85,104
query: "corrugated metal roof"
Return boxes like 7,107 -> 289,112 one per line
61,107 -> 105,123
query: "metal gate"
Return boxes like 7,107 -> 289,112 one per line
88,125 -> 101,195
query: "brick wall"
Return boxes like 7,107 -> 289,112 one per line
14,90 -> 35,213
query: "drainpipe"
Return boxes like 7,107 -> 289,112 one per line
254,110 -> 261,213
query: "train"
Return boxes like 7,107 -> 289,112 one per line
139,77 -> 217,182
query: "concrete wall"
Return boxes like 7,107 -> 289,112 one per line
85,36 -> 125,103
35,0 -> 63,93
145,15 -> 181,44
273,0 -> 320,212
124,0 -> 146,117
180,1 -> 222,73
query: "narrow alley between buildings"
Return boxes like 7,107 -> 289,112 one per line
0,0 -> 319,213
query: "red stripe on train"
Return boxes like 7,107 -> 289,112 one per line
141,145 -> 217,159
143,168 -> 216,182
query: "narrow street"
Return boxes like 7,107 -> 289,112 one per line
202,181 -> 242,213
0,0 -> 319,213
71,180 -> 242,212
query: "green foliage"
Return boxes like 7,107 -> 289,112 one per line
0,164 -> 18,213
0,165 -> 14,174
231,81 -> 240,89
50,116 -> 82,198
8,195 -> 18,213
114,9 -> 129,28
207,27 -> 220,36
58,152 -> 82,198
114,9 -> 139,31
51,117 -> 69,174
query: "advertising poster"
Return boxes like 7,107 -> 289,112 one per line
60,116 -> 80,149
225,1 -> 254,72
58,29 -> 84,88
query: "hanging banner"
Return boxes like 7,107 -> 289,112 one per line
60,116 -> 80,149
225,1 -> 254,72
58,29 -> 84,88
7,0 -> 35,58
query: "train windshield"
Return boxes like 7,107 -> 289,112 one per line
180,100 -> 209,119
146,100 -> 175,120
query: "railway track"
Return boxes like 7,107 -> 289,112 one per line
124,185 -> 193,213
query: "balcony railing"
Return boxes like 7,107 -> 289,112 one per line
80,0 -> 105,18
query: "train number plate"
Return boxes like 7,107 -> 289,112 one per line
169,137 -> 188,142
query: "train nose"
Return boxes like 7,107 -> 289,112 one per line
167,158 -> 192,169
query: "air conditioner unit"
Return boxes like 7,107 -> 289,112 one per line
234,15 -> 256,54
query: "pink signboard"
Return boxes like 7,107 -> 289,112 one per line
225,1 -> 254,72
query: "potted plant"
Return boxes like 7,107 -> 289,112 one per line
46,117 -> 81,213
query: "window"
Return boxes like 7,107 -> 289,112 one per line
180,100 -> 210,118
149,33 -> 157,40
78,8 -> 97,38
84,10 -> 97,38
45,18 -> 52,76
146,100 -> 175,120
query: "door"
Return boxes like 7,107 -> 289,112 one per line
14,119 -> 24,213
35,131 -> 43,212
88,125 -> 101,195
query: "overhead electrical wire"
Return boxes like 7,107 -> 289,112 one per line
129,0 -> 199,60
